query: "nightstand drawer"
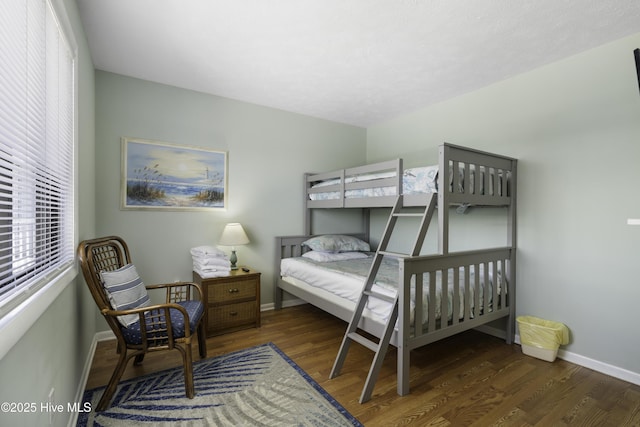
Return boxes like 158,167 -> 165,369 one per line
208,278 -> 257,304
193,268 -> 261,337
208,301 -> 257,332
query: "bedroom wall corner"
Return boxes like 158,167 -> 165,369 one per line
365,32 -> 640,380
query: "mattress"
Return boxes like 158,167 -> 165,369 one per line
308,166 -> 438,201
308,164 -> 504,201
280,254 -> 502,328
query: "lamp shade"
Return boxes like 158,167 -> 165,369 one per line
218,223 -> 250,246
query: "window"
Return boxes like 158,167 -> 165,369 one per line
0,0 -> 75,316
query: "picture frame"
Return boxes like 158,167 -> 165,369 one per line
121,137 -> 228,211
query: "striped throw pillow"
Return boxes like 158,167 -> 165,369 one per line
100,264 -> 150,327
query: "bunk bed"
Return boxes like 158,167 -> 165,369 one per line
274,142 -> 517,401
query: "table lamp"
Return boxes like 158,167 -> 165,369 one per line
218,223 -> 250,270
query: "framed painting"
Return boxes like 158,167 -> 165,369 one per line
121,137 -> 228,211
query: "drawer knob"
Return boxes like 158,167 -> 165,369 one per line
228,288 -> 239,293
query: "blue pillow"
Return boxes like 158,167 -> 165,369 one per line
302,235 -> 370,253
100,264 -> 150,327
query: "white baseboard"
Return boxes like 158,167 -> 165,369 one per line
513,334 -> 640,387
95,330 -> 116,341
67,330 -> 116,427
556,347 -> 640,386
261,298 -> 306,312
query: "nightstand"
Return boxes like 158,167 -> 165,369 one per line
193,267 -> 261,337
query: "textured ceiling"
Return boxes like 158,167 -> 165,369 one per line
77,0 -> 640,127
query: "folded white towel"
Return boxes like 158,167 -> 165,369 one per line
194,268 -> 230,278
191,255 -> 230,267
190,245 -> 226,258
193,261 -> 231,272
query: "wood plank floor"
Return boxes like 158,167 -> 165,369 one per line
86,305 -> 640,426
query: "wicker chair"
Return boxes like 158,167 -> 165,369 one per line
78,236 -> 207,411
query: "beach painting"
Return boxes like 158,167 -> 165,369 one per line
121,137 -> 227,210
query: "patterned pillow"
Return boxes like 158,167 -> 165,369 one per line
302,235 -> 370,253
100,264 -> 150,327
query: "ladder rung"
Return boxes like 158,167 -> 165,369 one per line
378,250 -> 409,258
392,213 -> 424,217
364,290 -> 396,304
347,332 -> 379,352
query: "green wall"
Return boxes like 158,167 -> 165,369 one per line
94,71 -> 367,322
367,32 -> 640,376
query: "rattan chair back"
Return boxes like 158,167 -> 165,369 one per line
77,235 -> 207,411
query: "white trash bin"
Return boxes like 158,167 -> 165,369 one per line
517,316 -> 569,362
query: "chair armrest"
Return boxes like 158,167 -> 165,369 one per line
103,302 -> 186,319
145,281 -> 204,304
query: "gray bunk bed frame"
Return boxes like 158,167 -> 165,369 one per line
274,142 -> 517,399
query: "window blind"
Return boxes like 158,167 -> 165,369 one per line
0,0 -> 75,315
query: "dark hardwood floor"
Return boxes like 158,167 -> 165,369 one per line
86,305 -> 640,426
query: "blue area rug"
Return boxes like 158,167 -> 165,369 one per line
78,342 -> 361,426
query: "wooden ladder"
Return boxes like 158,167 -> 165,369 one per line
329,193 -> 437,403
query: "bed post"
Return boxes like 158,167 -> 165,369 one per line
304,173 -> 312,236
397,260 -> 411,396
506,159 -> 518,343
438,144 -> 450,254
274,236 -> 283,310
362,208 -> 370,243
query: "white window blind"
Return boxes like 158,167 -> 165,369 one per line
0,0 -> 75,315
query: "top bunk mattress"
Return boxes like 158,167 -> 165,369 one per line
307,163 -> 509,204
309,166 -> 438,201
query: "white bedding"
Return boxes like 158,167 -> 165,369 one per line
308,166 -> 438,201
280,255 -> 502,328
308,164 -> 505,201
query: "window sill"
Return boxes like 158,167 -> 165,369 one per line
0,266 -> 77,361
